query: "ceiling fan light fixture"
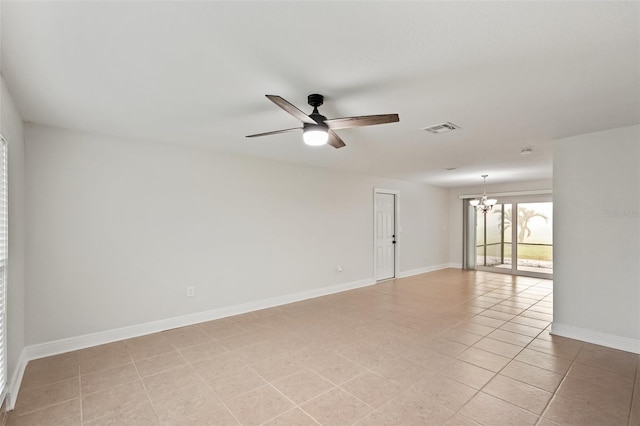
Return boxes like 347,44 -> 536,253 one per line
303,124 -> 329,146
246,93 -> 398,149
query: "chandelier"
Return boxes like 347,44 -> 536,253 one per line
470,175 -> 497,213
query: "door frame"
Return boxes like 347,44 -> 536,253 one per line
373,188 -> 400,281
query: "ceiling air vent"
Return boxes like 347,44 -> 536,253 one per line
422,122 -> 459,134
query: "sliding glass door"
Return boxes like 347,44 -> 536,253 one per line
514,202 -> 553,275
467,195 -> 552,278
476,203 -> 511,268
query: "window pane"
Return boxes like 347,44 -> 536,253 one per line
516,202 -> 553,274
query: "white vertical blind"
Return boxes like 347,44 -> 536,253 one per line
0,136 -> 7,401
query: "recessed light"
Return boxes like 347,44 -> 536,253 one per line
422,122 -> 460,134
445,167 -> 458,171
520,147 -> 533,155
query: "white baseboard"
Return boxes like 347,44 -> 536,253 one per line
7,276 -> 375,410
397,263 -> 453,278
7,351 -> 27,410
551,322 -> 640,354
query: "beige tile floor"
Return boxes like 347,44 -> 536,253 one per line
8,269 -> 640,425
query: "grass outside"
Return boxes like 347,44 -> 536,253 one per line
479,243 -> 552,261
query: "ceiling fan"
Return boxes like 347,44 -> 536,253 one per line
246,94 -> 399,149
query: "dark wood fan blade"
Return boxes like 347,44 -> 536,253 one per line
246,127 -> 301,138
266,95 -> 317,124
325,114 -> 399,130
327,130 -> 346,149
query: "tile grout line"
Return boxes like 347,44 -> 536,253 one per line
77,351 -> 141,424
8,372 -> 79,418
244,363 -> 324,425
397,279 -> 543,424
628,358 -> 639,426
78,364 -> 83,426
257,406 -> 321,426
127,349 -> 162,425
453,355 -> 535,419
435,284 -> 514,422
412,279 -> 550,423
174,343 -> 244,425
448,300 -> 555,423
535,341 -> 584,425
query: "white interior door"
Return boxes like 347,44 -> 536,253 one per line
375,192 -> 396,280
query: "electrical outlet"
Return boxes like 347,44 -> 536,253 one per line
186,286 -> 195,297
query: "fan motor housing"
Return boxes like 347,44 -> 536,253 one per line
308,94 -> 324,108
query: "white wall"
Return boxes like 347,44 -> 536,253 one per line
0,76 -> 26,392
553,125 -> 640,352
447,179 -> 553,266
24,124 -> 450,346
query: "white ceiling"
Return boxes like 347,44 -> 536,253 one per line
1,1 -> 638,187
